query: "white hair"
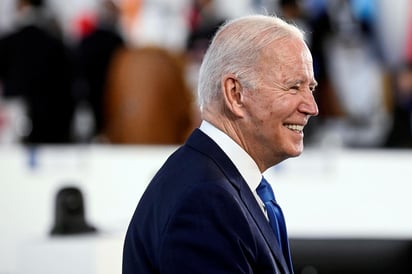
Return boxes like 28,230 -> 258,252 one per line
197,14 -> 305,112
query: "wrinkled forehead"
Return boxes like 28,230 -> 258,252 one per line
265,37 -> 311,61
259,38 -> 312,73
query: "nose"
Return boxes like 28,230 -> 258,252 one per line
299,91 -> 319,117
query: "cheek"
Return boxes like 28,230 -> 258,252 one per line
246,92 -> 290,127
254,103 -> 275,126
265,97 -> 291,122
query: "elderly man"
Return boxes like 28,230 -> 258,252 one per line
123,14 -> 318,274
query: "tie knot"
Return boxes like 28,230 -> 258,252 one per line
257,177 -> 276,203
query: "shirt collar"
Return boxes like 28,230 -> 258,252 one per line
199,120 -> 262,192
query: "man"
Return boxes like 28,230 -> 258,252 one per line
123,14 -> 318,274
73,0 -> 124,140
0,0 -> 74,143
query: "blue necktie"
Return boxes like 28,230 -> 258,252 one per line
257,177 -> 293,273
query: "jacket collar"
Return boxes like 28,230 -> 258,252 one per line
185,129 -> 290,273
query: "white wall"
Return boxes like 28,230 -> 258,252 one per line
1,145 -> 412,273
0,145 -> 176,274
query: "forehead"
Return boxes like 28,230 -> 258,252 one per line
259,38 -> 313,81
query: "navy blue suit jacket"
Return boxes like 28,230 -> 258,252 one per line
122,129 -> 291,273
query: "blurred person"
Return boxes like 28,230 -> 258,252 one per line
187,0 -> 225,50
72,0 -> 124,141
375,0 -> 410,69
276,0 -> 346,146
185,0 -> 226,118
0,0 -> 74,144
277,0 -> 310,34
185,0 -> 225,70
384,62 -> 412,148
276,0 -> 335,144
307,0 -> 391,147
123,14 -> 318,274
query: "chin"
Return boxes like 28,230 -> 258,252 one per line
286,144 -> 304,158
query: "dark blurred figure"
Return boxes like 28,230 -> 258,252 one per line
301,0 -> 346,143
385,62 -> 412,148
276,0 -> 337,144
303,0 -> 390,147
278,0 -> 309,31
185,0 -> 225,118
186,0 -> 225,64
73,0 -> 124,141
0,0 -> 75,144
50,186 -> 97,236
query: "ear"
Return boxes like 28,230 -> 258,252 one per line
222,74 -> 245,117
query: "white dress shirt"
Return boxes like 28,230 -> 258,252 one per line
199,120 -> 266,215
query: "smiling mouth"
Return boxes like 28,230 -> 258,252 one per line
284,124 -> 304,133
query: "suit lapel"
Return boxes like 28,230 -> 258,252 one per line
238,182 -> 290,272
186,129 -> 290,273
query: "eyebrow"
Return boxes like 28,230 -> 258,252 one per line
285,79 -> 318,87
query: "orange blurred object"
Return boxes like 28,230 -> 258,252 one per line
119,0 -> 142,40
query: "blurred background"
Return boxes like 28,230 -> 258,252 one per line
0,0 -> 412,273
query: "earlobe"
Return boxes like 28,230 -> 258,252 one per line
222,74 -> 245,117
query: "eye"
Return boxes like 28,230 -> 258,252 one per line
289,84 -> 301,93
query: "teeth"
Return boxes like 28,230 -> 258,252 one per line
285,124 -> 304,132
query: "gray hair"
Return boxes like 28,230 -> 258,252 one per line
197,14 -> 305,111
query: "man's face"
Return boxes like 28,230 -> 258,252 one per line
241,37 -> 318,169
